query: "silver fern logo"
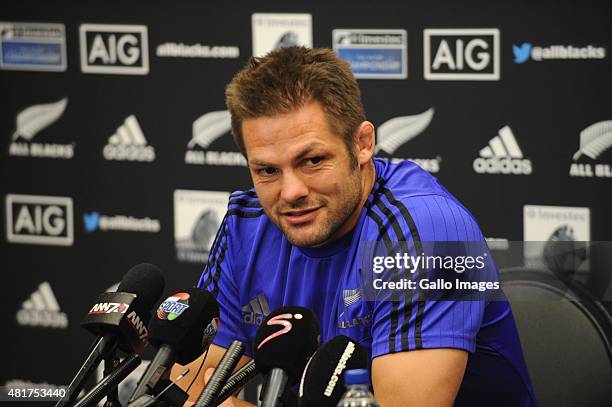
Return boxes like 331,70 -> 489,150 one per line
188,110 -> 231,149
376,108 -> 434,154
343,288 -> 362,307
8,98 -> 74,159
570,120 -> 612,178
375,108 -> 440,173
184,110 -> 246,167
573,121 -> 612,160
12,99 -> 67,141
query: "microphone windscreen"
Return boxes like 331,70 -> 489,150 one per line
148,287 -> 219,364
117,263 -> 165,311
298,335 -> 369,407
254,306 -> 319,383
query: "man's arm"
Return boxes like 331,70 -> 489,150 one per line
171,344 -> 254,406
372,349 -> 467,407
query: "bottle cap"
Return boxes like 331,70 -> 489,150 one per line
344,368 -> 370,385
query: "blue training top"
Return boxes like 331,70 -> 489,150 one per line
198,157 -> 538,406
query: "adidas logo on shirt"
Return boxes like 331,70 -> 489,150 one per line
16,282 -> 68,329
473,126 -> 532,175
241,293 -> 270,325
102,115 -> 155,162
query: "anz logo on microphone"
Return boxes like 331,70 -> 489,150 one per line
256,312 -> 303,350
79,24 -> 149,75
88,302 -> 129,315
126,310 -> 148,341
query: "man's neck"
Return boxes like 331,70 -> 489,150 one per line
313,159 -> 377,248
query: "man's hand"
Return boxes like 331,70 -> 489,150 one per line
171,344 -> 254,407
182,368 -> 238,407
372,348 -> 467,407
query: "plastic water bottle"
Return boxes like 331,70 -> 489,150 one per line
337,369 -> 380,407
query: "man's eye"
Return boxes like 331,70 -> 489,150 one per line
308,157 -> 322,165
258,167 -> 278,176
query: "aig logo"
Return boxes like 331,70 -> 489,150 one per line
5,194 -> 74,246
79,24 -> 149,75
424,28 -> 500,80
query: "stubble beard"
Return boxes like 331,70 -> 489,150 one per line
278,172 -> 363,247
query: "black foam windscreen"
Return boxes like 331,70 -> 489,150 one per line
254,306 -> 319,383
117,263 -> 165,311
298,335 -> 369,407
148,287 -> 219,364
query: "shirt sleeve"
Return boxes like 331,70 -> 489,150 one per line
197,213 -> 250,351
369,193 -> 489,358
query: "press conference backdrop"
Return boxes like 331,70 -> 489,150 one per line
0,0 -> 610,399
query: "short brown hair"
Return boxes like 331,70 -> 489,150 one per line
225,47 -> 366,156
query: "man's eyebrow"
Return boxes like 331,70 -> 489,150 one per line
249,158 -> 271,167
293,142 -> 326,162
249,143 -> 326,167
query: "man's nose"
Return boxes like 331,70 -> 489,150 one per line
279,170 -> 309,204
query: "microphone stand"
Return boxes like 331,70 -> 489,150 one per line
103,351 -> 122,407
73,354 -> 142,407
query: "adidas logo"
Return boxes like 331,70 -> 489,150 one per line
343,288 -> 362,307
473,126 -> 532,175
103,115 -> 155,162
241,293 -> 270,325
16,282 -> 68,329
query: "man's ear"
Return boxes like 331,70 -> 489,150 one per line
354,121 -> 376,165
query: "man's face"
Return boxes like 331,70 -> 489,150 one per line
242,101 -> 365,247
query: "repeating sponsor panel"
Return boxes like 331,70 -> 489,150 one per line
424,28 -> 500,81
0,22 -> 67,72
333,29 -> 407,79
174,190 -> 230,263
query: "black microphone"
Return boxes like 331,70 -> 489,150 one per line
254,306 -> 319,407
73,354 -> 142,407
215,360 -> 259,405
57,263 -> 165,406
128,287 -> 220,403
194,340 -> 244,407
298,335 -> 369,407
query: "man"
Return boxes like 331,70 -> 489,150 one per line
174,47 -> 538,406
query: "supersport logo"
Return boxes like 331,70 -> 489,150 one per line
256,312 -> 303,349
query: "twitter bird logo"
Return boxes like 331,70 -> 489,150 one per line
513,43 -> 532,64
84,212 -> 100,232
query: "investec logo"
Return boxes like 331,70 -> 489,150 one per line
569,120 -> 612,178
473,126 -> 532,175
185,110 -> 246,167
103,115 -> 155,162
80,24 -> 148,75
375,108 -> 440,173
8,98 -> 74,159
424,28 -> 500,80
6,194 -> 74,246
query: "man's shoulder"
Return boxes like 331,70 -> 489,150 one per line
366,159 -> 482,241
373,158 -> 450,200
222,189 -> 267,227
222,188 -> 285,248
